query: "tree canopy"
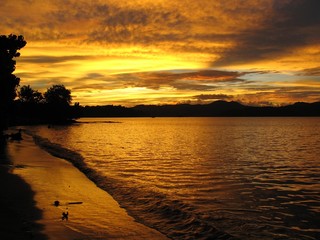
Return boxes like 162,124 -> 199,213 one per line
18,85 -> 43,104
12,84 -> 79,125
0,34 -> 27,131
44,84 -> 72,106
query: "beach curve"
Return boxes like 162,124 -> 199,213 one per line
7,131 -> 169,240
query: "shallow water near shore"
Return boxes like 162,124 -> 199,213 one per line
25,117 -> 320,239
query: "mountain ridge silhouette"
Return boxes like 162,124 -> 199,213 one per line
80,100 -> 320,117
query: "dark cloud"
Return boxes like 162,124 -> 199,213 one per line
17,71 -> 53,78
2,0 -> 320,66
170,81 -> 217,91
193,94 -> 233,100
114,70 -> 246,90
69,69 -> 248,92
38,1 -> 188,45
274,87 -> 320,99
136,70 -> 245,82
298,66 -> 320,76
72,83 -> 118,91
79,73 -> 106,80
213,0 -> 320,66
4,0 -> 319,106
87,6 -> 188,44
235,85 -> 320,106
20,55 -> 96,64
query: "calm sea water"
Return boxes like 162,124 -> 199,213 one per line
27,117 -> 320,239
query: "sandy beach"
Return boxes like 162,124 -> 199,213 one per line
0,148 -> 46,240
1,132 -> 169,240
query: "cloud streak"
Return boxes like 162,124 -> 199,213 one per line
213,0 -> 320,66
299,67 -> 320,76
1,0 -> 320,106
112,70 -> 247,90
20,55 -> 96,64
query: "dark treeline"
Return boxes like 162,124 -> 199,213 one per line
0,34 -> 80,132
80,100 -> 320,117
10,84 -> 81,126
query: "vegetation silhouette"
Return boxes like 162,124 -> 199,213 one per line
80,100 -> 320,117
18,85 -> 43,104
0,34 -> 26,133
44,84 -> 72,105
13,84 -> 80,125
0,34 -> 79,131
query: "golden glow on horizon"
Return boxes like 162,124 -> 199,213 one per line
3,0 -> 320,106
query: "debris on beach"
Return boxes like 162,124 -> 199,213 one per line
68,201 -> 83,205
53,200 -> 83,206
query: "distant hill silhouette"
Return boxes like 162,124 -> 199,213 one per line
80,101 -> 320,117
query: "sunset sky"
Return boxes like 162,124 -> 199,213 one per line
1,0 -> 320,106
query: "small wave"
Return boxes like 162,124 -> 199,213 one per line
30,133 -> 235,240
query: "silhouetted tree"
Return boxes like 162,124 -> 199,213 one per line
44,84 -> 71,106
18,85 -> 43,104
43,84 -> 73,123
11,84 -> 80,125
0,34 -> 26,132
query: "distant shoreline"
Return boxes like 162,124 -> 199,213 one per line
6,100 -> 320,128
79,101 -> 320,118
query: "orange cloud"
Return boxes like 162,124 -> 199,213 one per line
2,0 -> 320,106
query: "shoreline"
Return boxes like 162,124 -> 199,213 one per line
0,142 -> 46,239
4,132 -> 169,240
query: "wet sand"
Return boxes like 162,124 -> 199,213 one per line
0,159 -> 46,240
4,133 -> 169,240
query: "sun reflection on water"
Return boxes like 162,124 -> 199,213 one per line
28,117 -> 320,239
